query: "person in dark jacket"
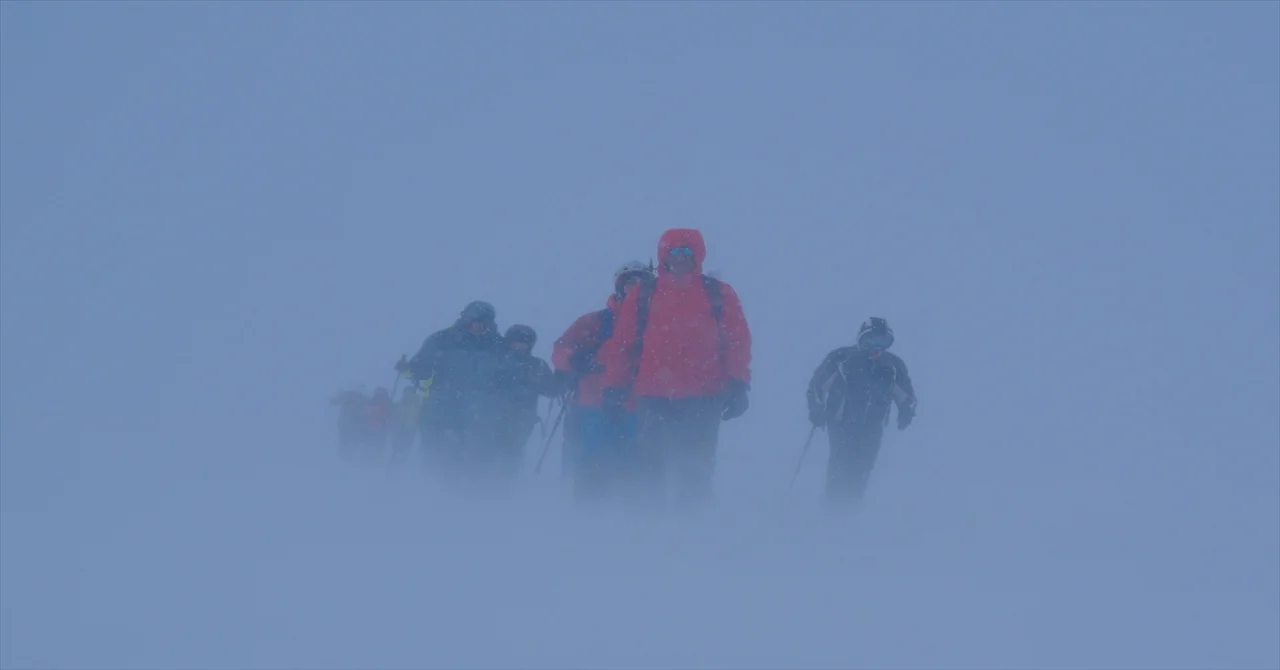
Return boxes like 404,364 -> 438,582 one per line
807,317 -> 917,509
488,324 -> 559,481
598,229 -> 753,512
398,300 -> 506,473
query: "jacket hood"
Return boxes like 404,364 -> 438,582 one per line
657,228 -> 706,274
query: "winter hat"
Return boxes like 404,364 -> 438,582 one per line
505,324 -> 537,347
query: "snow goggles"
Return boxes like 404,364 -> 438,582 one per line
668,246 -> 695,257
859,331 -> 894,350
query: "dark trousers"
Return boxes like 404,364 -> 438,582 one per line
825,417 -> 885,507
634,395 -> 725,511
487,414 -> 536,481
417,397 -> 496,476
419,404 -> 527,499
418,403 -> 465,471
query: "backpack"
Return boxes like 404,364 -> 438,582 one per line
631,274 -> 726,367
568,308 -> 616,373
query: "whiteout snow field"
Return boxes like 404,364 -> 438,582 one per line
2,2 -> 1278,669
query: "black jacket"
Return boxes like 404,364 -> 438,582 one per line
493,349 -> 558,421
807,346 -> 917,428
407,320 -> 506,411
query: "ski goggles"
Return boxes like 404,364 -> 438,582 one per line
668,246 -> 695,257
859,331 -> 894,350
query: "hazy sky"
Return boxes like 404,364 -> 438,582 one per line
2,2 -> 1277,669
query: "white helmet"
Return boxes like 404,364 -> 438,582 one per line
614,260 -> 654,295
614,260 -> 650,280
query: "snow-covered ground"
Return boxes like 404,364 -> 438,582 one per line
3,414 -> 1276,669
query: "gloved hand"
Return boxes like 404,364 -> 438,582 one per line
602,387 -> 628,422
897,404 -> 915,431
393,355 -> 408,372
721,379 -> 749,421
808,404 -> 826,428
553,370 -> 580,397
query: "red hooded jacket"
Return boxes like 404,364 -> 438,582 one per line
600,229 -> 752,398
552,294 -> 636,410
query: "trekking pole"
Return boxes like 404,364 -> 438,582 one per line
543,396 -> 556,424
390,354 -> 407,397
537,396 -> 558,441
534,400 -> 568,474
788,425 -> 819,493
537,397 -> 555,440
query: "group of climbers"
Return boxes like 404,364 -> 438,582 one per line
330,226 -> 920,512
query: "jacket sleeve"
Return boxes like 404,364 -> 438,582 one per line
407,331 -> 447,380
551,313 -> 602,373
599,288 -> 641,390
492,351 -> 520,388
534,359 -> 559,398
889,354 -> 918,414
717,281 -> 752,386
807,349 -> 844,415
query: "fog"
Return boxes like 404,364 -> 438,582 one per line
2,2 -> 1277,668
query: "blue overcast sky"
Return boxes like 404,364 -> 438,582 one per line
2,2 -> 1277,668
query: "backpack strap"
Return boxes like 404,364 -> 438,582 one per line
632,279 -> 657,366
701,275 -> 724,320
597,308 -> 615,342
701,275 -> 727,379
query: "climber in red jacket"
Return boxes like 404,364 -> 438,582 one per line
598,228 -> 752,510
552,261 -> 654,497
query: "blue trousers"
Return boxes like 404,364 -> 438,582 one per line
574,407 -> 638,500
